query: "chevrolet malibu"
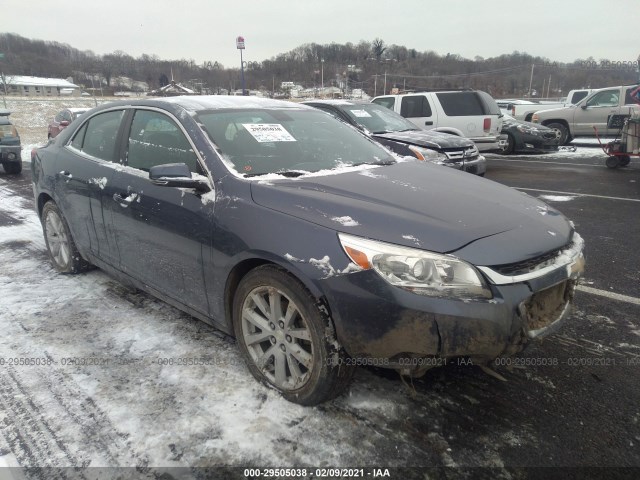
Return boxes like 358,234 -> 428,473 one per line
31,96 -> 585,405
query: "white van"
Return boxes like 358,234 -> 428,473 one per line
372,90 -> 504,152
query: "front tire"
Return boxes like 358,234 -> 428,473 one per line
2,162 -> 22,174
41,201 -> 92,273
546,122 -> 570,145
233,265 -> 354,405
501,134 -> 515,155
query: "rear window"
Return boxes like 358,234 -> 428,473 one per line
436,92 -> 486,116
571,91 -> 589,104
477,91 -> 501,116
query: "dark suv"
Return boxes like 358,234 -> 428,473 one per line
0,110 -> 22,174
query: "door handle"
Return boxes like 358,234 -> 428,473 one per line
113,192 -> 138,208
425,121 -> 434,126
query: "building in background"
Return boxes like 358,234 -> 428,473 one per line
1,75 -> 81,96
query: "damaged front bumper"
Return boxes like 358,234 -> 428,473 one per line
321,234 -> 585,372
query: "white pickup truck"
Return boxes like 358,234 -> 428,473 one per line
497,89 -> 593,122
531,85 -> 640,144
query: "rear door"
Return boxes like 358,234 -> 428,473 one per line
105,108 -> 213,316
55,109 -> 126,266
399,95 -> 436,130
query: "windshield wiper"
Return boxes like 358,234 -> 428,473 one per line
353,159 -> 396,167
244,170 -> 306,178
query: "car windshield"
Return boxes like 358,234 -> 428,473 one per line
340,103 -> 419,134
197,108 -> 396,176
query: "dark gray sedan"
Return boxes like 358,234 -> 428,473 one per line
31,96 -> 585,405
304,100 -> 486,175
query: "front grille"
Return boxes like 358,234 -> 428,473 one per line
443,146 -> 479,162
491,245 -> 567,276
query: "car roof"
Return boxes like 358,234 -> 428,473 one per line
303,99 -> 370,106
128,95 -> 313,112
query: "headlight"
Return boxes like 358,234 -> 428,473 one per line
407,145 -> 447,164
516,124 -> 538,134
339,233 -> 492,299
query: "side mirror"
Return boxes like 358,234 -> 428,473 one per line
149,163 -> 211,192
581,105 -> 588,110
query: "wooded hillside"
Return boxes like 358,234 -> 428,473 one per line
1,34 -> 638,98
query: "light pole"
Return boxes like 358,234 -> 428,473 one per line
321,59 -> 324,98
236,35 -> 246,95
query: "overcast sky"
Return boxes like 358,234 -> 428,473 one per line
5,0 -> 639,68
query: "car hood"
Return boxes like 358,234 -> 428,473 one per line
503,117 -> 554,131
374,130 -> 474,150
249,161 -> 572,266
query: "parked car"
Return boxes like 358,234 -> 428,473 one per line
32,96 -> 585,405
48,107 -> 89,139
531,85 -> 640,144
371,90 -> 505,152
500,114 -> 559,154
303,100 -> 486,175
499,90 -> 594,121
0,110 -> 22,174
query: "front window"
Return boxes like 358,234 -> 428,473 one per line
126,110 -> 200,173
371,97 -> 396,110
197,108 -> 395,177
586,90 -> 619,107
341,103 -> 419,134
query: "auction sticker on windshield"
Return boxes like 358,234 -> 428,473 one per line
350,109 -> 372,118
243,124 -> 297,142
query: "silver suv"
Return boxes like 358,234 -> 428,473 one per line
372,90 -> 505,152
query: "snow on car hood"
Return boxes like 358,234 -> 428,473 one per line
374,130 -> 474,150
250,161 -> 573,265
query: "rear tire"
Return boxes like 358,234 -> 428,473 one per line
3,162 -> 22,174
41,201 -> 92,273
546,122 -> 570,145
233,265 -> 354,405
619,155 -> 631,167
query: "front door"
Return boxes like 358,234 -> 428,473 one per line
105,108 -> 213,316
573,89 -> 620,136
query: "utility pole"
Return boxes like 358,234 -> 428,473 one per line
0,53 -> 7,108
321,59 -> 324,98
374,74 -> 377,97
383,70 -> 387,95
528,63 -> 534,97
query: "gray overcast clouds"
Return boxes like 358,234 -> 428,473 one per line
5,0 -> 639,68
